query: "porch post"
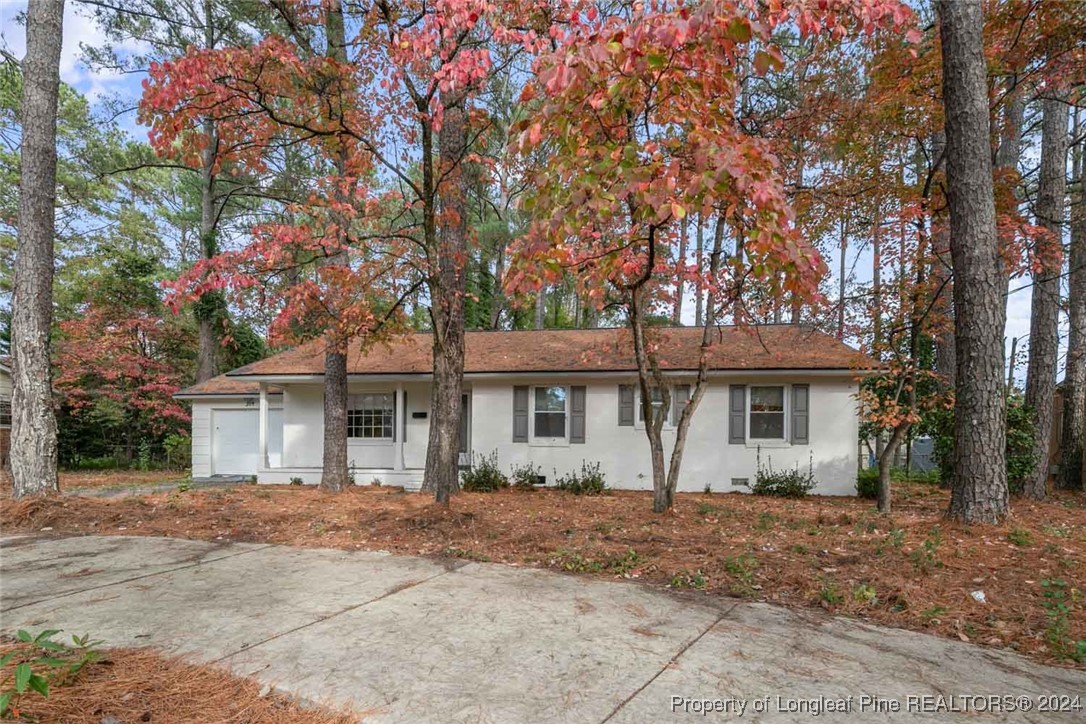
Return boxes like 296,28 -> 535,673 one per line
395,383 -> 405,471
258,382 -> 269,470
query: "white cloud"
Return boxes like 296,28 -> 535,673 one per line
1,1 -> 148,102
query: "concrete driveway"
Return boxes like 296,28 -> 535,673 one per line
1,535 -> 1083,723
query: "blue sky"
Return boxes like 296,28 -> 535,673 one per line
0,0 -> 1059,382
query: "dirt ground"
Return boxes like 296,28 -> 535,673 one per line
2,480 -> 1084,670
0,638 -> 355,723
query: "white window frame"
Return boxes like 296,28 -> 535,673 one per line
635,385 -> 681,430
347,392 -> 396,443
530,384 -> 570,446
747,384 -> 788,444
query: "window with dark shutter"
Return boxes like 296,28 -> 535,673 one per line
512,386 -> 529,442
671,384 -> 690,426
570,386 -> 586,443
618,384 -> 635,426
728,385 -> 746,444
791,384 -> 809,444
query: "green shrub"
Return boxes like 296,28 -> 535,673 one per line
460,451 -> 509,492
509,461 -> 542,489
856,468 -> 879,499
926,394 -> 1036,493
749,452 -> 817,498
163,433 -> 192,470
71,456 -> 121,471
554,461 -> 607,495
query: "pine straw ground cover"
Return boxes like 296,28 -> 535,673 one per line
2,481 -> 1084,670
0,638 -> 355,723
58,470 -> 189,491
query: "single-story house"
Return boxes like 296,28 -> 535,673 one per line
175,325 -> 871,495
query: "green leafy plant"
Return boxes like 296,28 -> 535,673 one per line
920,605 -> 947,624
909,530 -> 943,573
175,478 -> 191,493
819,578 -> 844,606
670,570 -> 708,590
925,394 -> 1036,493
162,433 -> 192,470
1007,528 -> 1032,547
1040,579 -> 1085,662
852,583 -> 878,604
289,476 -> 304,485
509,461 -> 542,490
460,451 -> 509,492
137,439 -> 152,471
748,450 -> 817,498
1,630 -> 102,718
723,553 -> 758,596
554,461 -> 607,495
856,468 -> 879,499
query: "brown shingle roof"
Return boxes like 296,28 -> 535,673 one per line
175,374 -> 283,398
223,325 -> 871,379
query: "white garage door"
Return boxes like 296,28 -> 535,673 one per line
211,408 -> 283,475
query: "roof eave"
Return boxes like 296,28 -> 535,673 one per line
224,367 -> 873,383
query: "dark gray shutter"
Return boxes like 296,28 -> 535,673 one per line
513,386 -> 529,442
570,386 -> 586,443
728,385 -> 746,444
618,384 -> 635,426
791,384 -> 809,444
671,384 -> 690,426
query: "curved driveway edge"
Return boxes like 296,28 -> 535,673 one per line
1,535 -> 1083,722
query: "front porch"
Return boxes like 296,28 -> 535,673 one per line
252,380 -> 465,489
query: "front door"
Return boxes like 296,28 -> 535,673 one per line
458,393 -> 471,467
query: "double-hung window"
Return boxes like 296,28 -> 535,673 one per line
533,386 -> 568,440
638,387 -> 666,424
748,385 -> 786,440
347,393 -> 395,440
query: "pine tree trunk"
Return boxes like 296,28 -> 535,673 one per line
422,95 -> 469,505
320,346 -> 350,491
1057,121 -> 1085,491
938,0 -> 1009,523
1023,95 -> 1068,499
11,0 -> 64,500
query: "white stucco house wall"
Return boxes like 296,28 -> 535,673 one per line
175,325 -> 872,496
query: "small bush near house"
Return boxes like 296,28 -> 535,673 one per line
509,461 -> 542,489
748,453 -> 817,498
460,451 -> 509,492
554,461 -> 607,495
289,477 -> 304,486
856,468 -> 879,499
